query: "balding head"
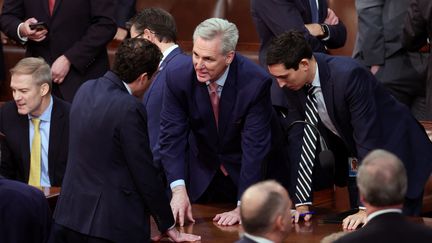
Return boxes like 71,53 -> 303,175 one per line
240,180 -> 291,236
357,149 -> 407,207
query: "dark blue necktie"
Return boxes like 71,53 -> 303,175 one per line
309,0 -> 319,23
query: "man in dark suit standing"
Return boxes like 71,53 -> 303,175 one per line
236,180 -> 292,243
0,57 -> 69,187
353,0 -> 428,119
51,38 -> 200,243
160,18 -> 275,226
266,31 -> 432,229
0,175 -> 51,243
335,150 -> 432,243
0,0 -> 117,102
403,0 -> 432,120
128,8 -> 187,180
250,0 -> 346,67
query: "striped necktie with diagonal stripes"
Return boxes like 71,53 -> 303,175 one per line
295,85 -> 318,203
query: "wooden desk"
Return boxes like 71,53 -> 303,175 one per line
42,186 -> 60,211
151,203 -> 432,242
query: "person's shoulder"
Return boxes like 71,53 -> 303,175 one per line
234,53 -> 271,82
0,178 -> 45,201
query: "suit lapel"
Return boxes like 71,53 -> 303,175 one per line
218,63 -> 237,138
143,47 -> 182,105
18,114 -> 30,181
315,54 -> 344,136
48,97 -> 66,185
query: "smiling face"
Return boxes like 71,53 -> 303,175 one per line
10,73 -> 49,117
268,59 -> 313,91
192,36 -> 234,83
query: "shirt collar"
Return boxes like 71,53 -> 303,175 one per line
161,44 -> 179,65
28,95 -> 53,122
367,208 -> 402,221
243,233 -> 274,243
122,81 -> 132,95
206,65 -> 230,88
311,62 -> 321,88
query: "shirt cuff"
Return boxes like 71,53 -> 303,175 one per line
170,179 -> 185,190
17,23 -> 28,42
358,206 -> 366,210
295,202 -> 313,207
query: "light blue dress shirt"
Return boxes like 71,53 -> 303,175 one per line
28,95 -> 53,187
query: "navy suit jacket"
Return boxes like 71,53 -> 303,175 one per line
53,71 -> 174,243
143,47 -> 187,170
335,212 -> 432,243
0,176 -> 51,243
235,235 -> 259,243
160,53 -> 273,201
251,0 -> 347,66
0,0 -> 117,102
284,53 -> 432,201
0,96 -> 70,186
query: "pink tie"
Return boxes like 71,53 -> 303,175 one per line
208,82 -> 228,176
49,0 -> 55,15
209,82 -> 219,125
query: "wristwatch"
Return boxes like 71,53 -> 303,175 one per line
319,24 -> 330,39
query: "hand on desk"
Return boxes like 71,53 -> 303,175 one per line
342,209 -> 367,230
171,186 -> 195,226
293,205 -> 313,223
213,206 -> 241,226
152,227 -> 201,242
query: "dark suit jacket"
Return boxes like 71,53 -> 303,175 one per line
115,0 -> 136,28
0,176 -> 51,243
160,53 -> 273,201
0,96 -> 70,186
403,0 -> 432,119
284,53 -> 432,202
143,47 -> 187,170
335,212 -> 432,243
53,71 -> 174,242
0,0 -> 117,102
250,0 -> 347,66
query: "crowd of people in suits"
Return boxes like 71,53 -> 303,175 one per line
0,0 -> 432,242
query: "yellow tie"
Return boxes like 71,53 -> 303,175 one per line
28,118 -> 41,186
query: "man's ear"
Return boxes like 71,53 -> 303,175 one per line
143,29 -> 154,41
139,72 -> 149,83
299,58 -> 310,71
40,83 -> 50,96
225,51 -> 235,66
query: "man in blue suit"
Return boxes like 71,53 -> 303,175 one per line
266,31 -> 432,229
0,175 -> 51,243
160,18 -> 275,226
51,38 -> 200,243
128,8 -> 187,182
250,0 -> 347,67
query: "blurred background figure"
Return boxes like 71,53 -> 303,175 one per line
353,0 -> 428,120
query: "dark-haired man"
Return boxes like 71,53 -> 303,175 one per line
51,38 -> 200,243
128,8 -> 188,179
236,180 -> 292,243
266,31 -> 432,229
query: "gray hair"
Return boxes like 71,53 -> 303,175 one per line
10,57 -> 52,91
357,149 -> 407,206
193,18 -> 238,54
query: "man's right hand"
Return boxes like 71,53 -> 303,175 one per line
19,18 -> 48,42
171,186 -> 195,226
293,205 -> 313,223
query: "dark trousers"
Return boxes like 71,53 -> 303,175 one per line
195,169 -> 237,204
48,222 -> 113,243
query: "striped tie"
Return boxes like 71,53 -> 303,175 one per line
295,85 -> 318,203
